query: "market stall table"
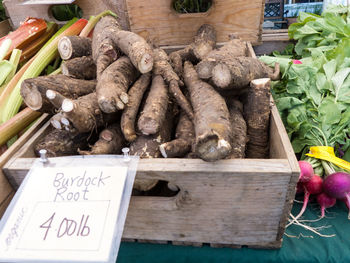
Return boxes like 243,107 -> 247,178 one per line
117,202 -> 350,263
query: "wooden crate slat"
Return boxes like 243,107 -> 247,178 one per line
125,0 -> 264,46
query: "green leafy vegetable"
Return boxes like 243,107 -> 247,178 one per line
260,4 -> 350,176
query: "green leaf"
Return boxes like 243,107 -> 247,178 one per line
309,82 -> 322,105
337,76 -> 350,103
338,57 -> 350,69
276,97 -> 304,111
318,97 -> 342,125
299,11 -> 321,22
292,137 -> 308,153
326,39 -> 350,65
323,59 -> 337,81
323,12 -> 348,36
332,67 -> 350,101
288,22 -> 306,39
259,56 -> 291,74
323,4 -> 349,15
339,107 -> 350,126
343,148 -> 350,162
295,24 -> 320,39
295,40 -> 308,56
316,73 -> 327,92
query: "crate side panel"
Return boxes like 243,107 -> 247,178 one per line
124,166 -> 292,245
125,0 -> 264,46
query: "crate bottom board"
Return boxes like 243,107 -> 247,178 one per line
121,238 -> 282,249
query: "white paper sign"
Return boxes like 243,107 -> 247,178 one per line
0,159 -> 133,263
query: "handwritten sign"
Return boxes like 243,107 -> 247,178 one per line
0,156 -> 137,263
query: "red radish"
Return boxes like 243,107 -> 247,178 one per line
298,160 -> 314,183
296,182 -> 304,194
323,172 -> 350,219
296,175 -> 323,220
305,175 -> 323,194
317,193 -> 336,218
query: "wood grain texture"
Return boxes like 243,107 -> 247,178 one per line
269,102 -> 300,240
125,0 -> 264,46
4,155 -> 291,247
103,0 -> 130,30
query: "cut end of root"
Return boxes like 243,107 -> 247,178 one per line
61,117 -> 70,126
196,61 -> 214,80
138,118 -> 159,135
116,100 -> 125,110
46,89 -> 56,100
62,99 -> 74,113
250,78 -> 271,87
25,89 -> 43,111
139,53 -> 154,74
101,130 -> 114,142
58,37 -> 73,60
196,136 -> 232,162
51,119 -> 62,130
196,135 -> 219,162
159,144 -> 168,158
120,92 -> 129,104
212,63 -> 232,89
218,139 -> 231,151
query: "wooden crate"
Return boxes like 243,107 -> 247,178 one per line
2,100 -> 299,248
4,0 -> 264,46
1,0 -> 298,248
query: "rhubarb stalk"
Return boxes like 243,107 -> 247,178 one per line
0,17 -> 47,60
4,49 -> 22,85
0,56 -> 34,115
0,18 -> 88,123
20,22 -> 58,63
0,107 -> 41,146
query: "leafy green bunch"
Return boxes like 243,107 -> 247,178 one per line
260,5 -> 350,174
289,5 -> 350,57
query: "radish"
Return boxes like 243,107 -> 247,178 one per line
296,182 -> 304,194
287,174 -> 323,227
298,160 -> 314,183
297,175 -> 323,219
323,172 -> 350,219
317,193 -> 336,218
